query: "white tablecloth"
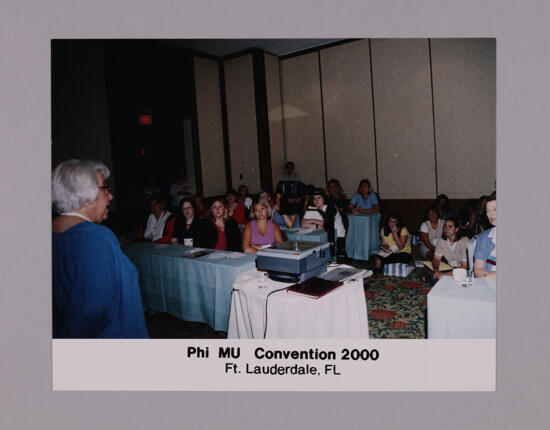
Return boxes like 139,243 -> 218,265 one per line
427,276 -> 496,339
227,265 -> 369,339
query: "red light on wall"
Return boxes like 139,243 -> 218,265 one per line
139,114 -> 152,125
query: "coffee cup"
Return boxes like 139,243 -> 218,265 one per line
184,238 -> 193,247
453,268 -> 467,282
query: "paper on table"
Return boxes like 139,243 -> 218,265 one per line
225,252 -> 245,259
206,252 -> 226,259
424,261 -> 454,272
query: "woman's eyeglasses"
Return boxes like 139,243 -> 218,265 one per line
99,185 -> 112,195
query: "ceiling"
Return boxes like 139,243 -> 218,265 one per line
164,38 -> 345,58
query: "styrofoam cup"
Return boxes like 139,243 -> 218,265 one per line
453,268 -> 467,282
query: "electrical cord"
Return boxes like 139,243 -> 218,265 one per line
263,285 -> 293,339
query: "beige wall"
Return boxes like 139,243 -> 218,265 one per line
320,39 -> 377,197
193,56 -> 227,197
431,38 -> 496,198
264,53 -> 285,189
280,52 -> 326,186
371,38 -> 437,199
194,39 -> 495,201
223,54 -> 261,193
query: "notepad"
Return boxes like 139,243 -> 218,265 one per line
423,261 -> 454,272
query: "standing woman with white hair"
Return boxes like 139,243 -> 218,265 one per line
51,159 -> 148,338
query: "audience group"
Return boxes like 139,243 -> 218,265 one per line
137,169 -> 383,258
51,158 -> 496,338
139,169 -> 496,283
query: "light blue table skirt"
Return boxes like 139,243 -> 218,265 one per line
122,242 -> 257,332
283,228 -> 328,243
345,213 -> 381,260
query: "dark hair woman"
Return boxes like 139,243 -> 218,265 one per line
138,193 -> 176,244
171,198 -> 217,248
194,195 -> 209,218
435,194 -> 451,220
418,205 -> 444,259
272,191 -> 300,228
326,178 -> 348,212
302,188 -> 346,255
348,179 -> 379,214
225,189 -> 246,226
209,199 -> 242,251
374,212 -> 412,273
421,217 -> 468,285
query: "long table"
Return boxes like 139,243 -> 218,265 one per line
345,212 -> 381,260
427,276 -> 496,339
122,242 -> 257,332
228,265 -> 369,339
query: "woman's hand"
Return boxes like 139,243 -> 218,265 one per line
433,270 -> 442,280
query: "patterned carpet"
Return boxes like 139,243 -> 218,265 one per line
144,251 -> 432,339
364,270 -> 431,338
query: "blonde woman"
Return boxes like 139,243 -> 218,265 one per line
242,199 -> 283,254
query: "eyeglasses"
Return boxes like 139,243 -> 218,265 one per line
99,185 -> 112,195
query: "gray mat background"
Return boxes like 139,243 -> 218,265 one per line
1,0 -> 549,429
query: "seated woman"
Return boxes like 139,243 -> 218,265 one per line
225,189 -> 247,227
348,179 -> 379,213
209,199 -> 242,251
470,195 -> 490,235
434,194 -> 451,220
258,189 -> 273,207
326,178 -> 348,213
237,184 -> 253,213
374,212 -> 412,273
272,191 -> 300,228
139,194 -> 176,244
194,195 -> 209,218
419,206 -> 445,259
171,198 -> 217,248
473,192 -> 496,279
242,199 -> 283,254
421,217 -> 468,285
302,188 -> 346,254
52,159 -> 148,338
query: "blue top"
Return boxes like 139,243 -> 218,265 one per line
272,211 -> 300,228
473,227 -> 496,272
52,222 -> 149,338
350,192 -> 379,210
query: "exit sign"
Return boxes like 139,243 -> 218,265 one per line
139,114 -> 152,125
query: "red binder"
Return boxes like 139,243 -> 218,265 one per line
286,277 -> 343,299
